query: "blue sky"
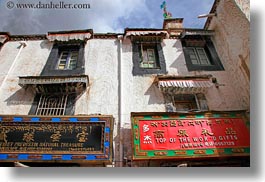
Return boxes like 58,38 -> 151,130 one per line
0,0 -> 215,35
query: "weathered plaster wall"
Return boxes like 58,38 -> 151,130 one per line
75,39 -> 119,118
208,0 -> 250,110
0,39 -> 120,119
0,40 -> 52,114
75,39 -> 119,142
234,0 -> 250,21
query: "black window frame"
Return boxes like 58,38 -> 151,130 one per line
41,41 -> 85,76
56,49 -> 79,70
182,36 -> 224,71
138,43 -> 160,69
132,40 -> 167,76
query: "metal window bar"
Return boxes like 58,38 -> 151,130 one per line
194,94 -> 201,110
36,94 -> 68,116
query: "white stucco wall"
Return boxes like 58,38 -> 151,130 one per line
74,39 -> 119,139
75,39 -> 118,117
0,40 -> 52,114
0,39 -> 120,122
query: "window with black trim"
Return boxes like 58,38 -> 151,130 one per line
41,42 -> 85,76
57,50 -> 78,70
132,39 -> 167,76
165,93 -> 208,112
139,43 -> 160,69
182,36 -> 224,71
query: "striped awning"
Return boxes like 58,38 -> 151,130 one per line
125,30 -> 169,38
158,79 -> 214,94
47,33 -> 91,41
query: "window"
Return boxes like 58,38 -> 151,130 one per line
41,42 -> 85,76
29,89 -> 77,116
132,41 -> 167,76
139,44 -> 159,68
173,94 -> 198,111
57,50 -> 78,70
182,37 -> 224,71
36,94 -> 68,115
187,47 -> 211,65
165,93 -> 208,112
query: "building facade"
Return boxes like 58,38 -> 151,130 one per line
0,0 -> 250,167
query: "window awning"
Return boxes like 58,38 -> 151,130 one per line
125,30 -> 169,39
157,76 -> 214,94
0,35 -> 8,43
47,32 -> 92,42
181,29 -> 215,38
18,75 -> 89,94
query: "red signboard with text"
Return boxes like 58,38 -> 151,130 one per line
132,112 -> 250,160
138,118 -> 250,151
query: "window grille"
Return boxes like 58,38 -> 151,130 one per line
36,94 -> 68,115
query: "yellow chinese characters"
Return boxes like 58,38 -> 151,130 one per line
76,130 -> 88,142
23,132 -> 34,143
50,131 -> 62,142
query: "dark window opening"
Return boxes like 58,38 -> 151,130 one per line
132,40 -> 167,76
139,43 -> 160,69
182,36 -> 224,71
165,93 -> 208,112
41,42 -> 85,76
187,47 -> 211,65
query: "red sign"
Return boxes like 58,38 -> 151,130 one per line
139,118 -> 250,150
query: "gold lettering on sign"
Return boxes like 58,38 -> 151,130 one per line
151,122 -> 158,127
201,128 -> 214,136
206,120 -> 212,126
50,131 -> 62,142
177,120 -> 184,127
23,132 -> 34,143
153,130 -> 165,138
188,121 -> 195,126
177,129 -> 189,137
225,128 -> 237,135
215,119 -> 221,124
170,120 -> 177,127
195,120 -> 204,127
161,122 -> 168,127
76,130 -> 88,143
154,151 -> 167,156
0,130 -> 8,143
